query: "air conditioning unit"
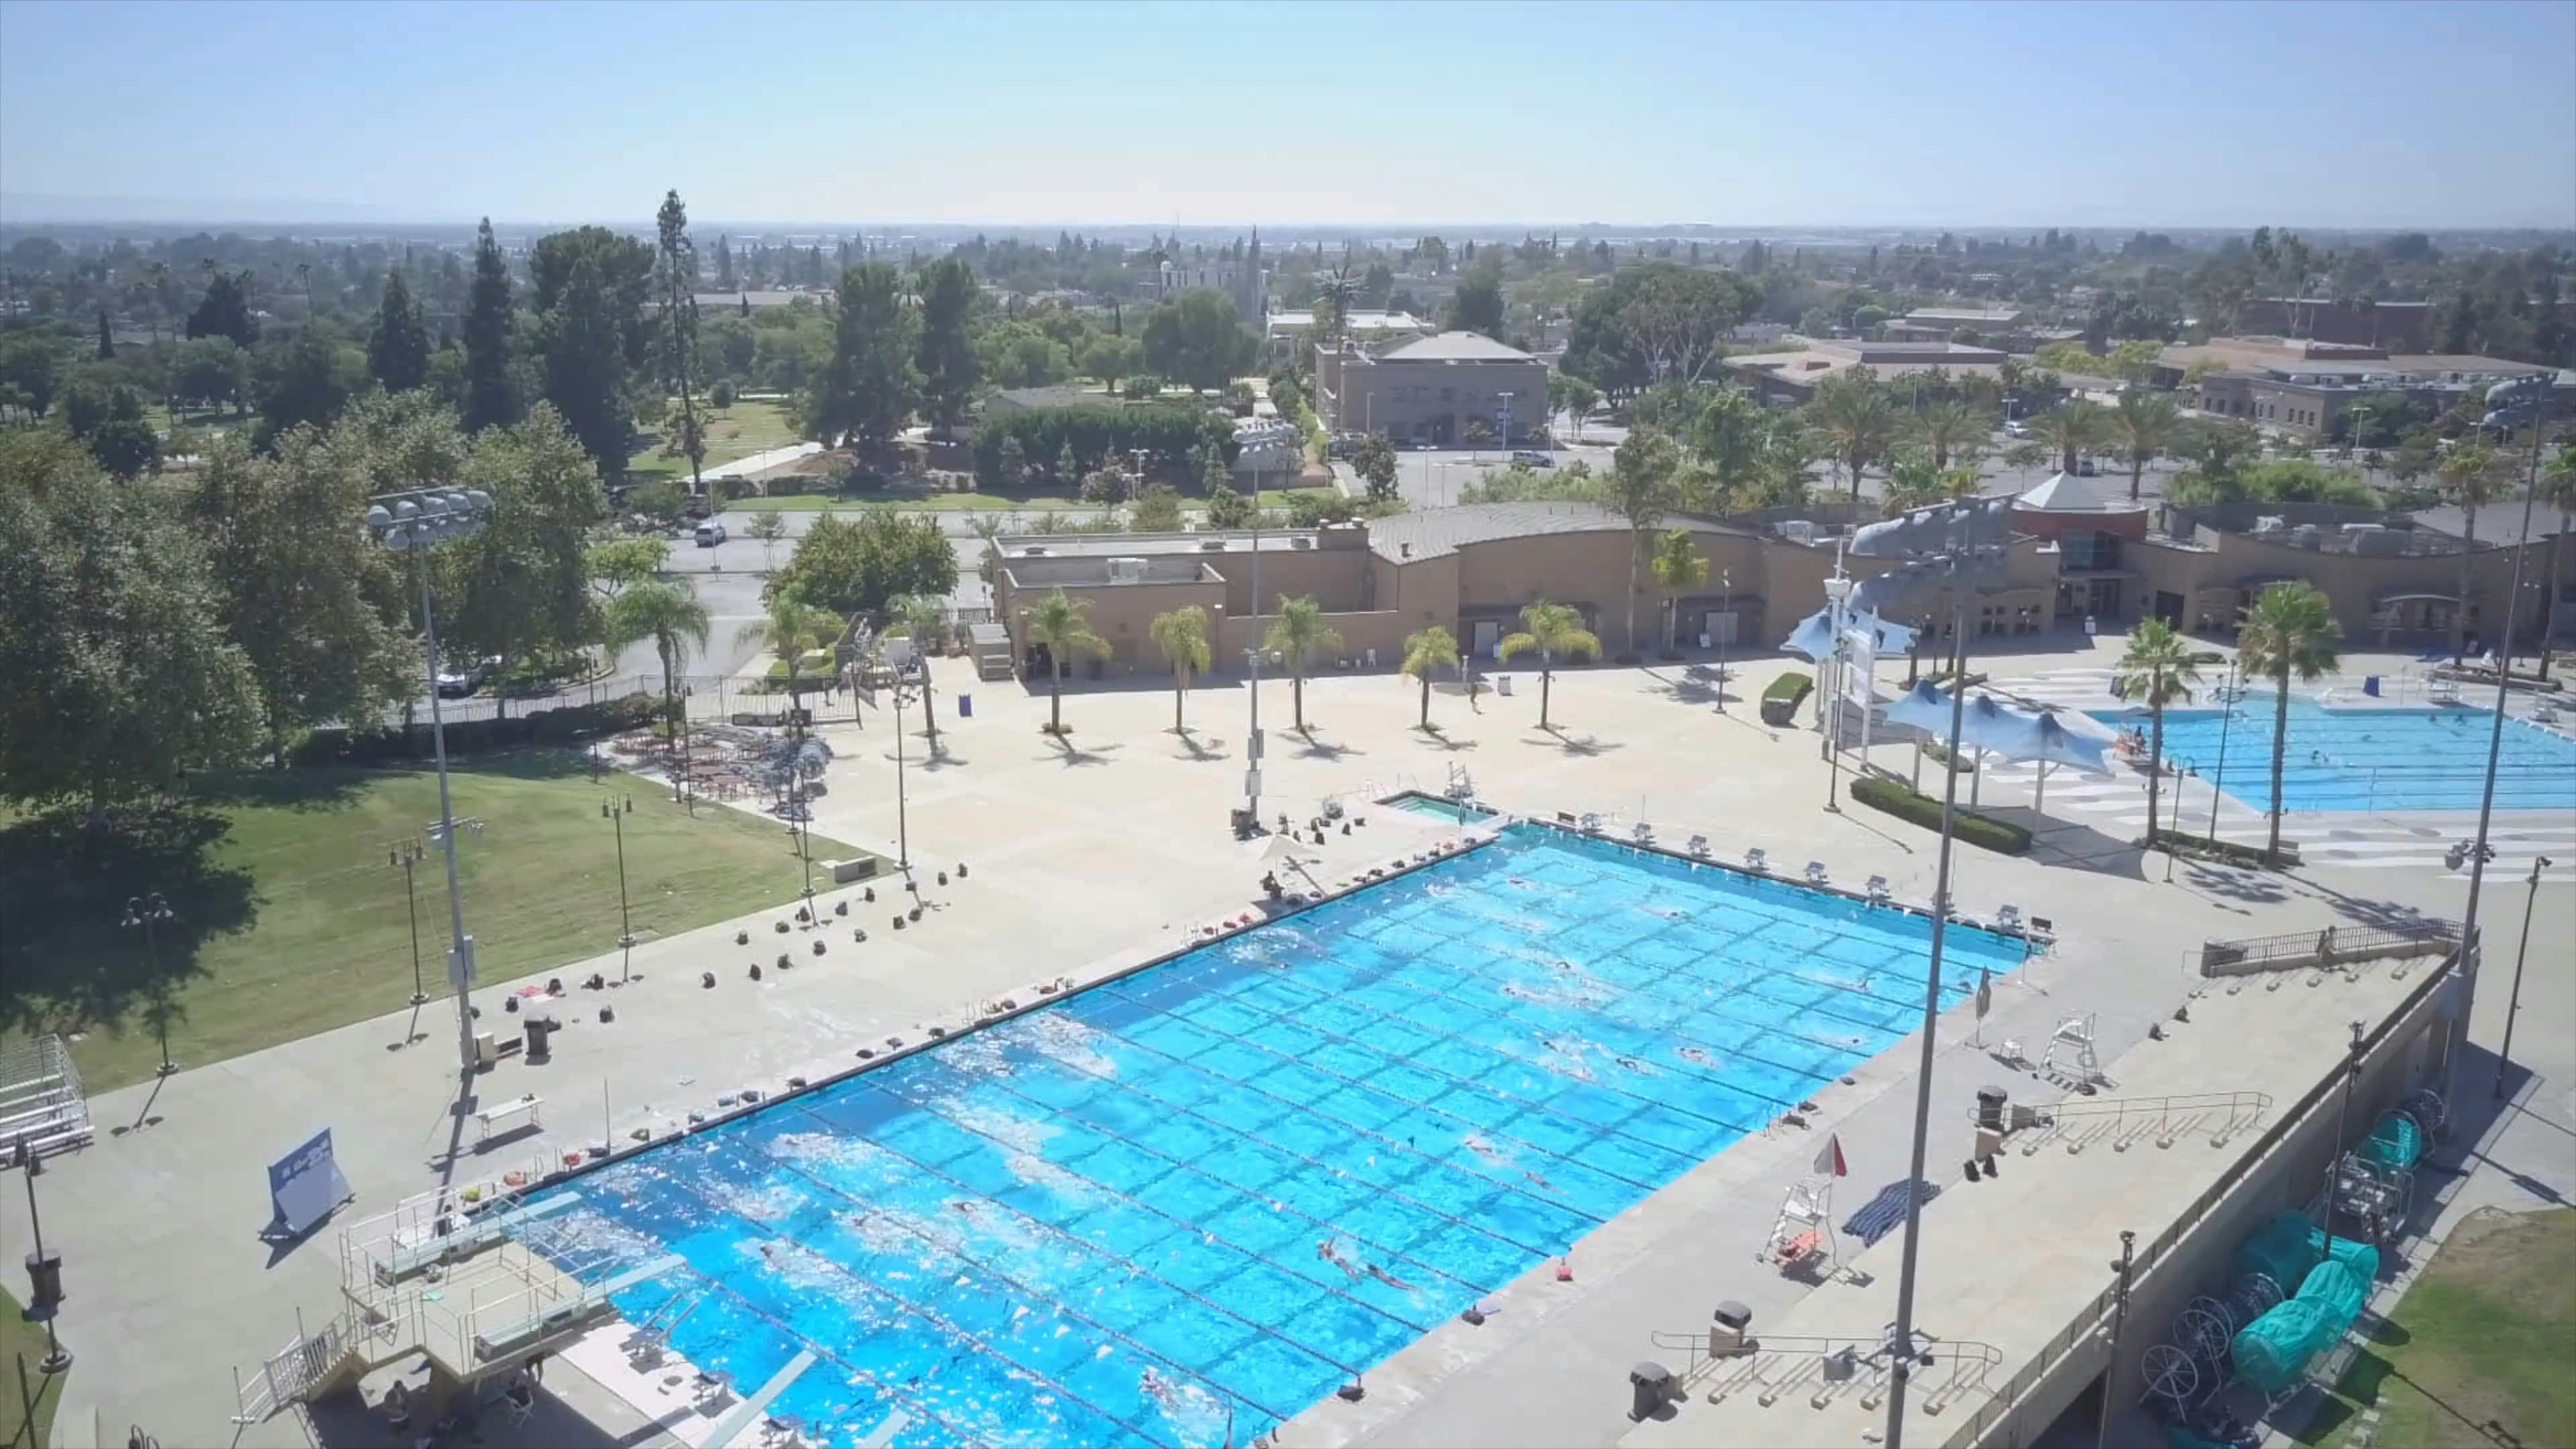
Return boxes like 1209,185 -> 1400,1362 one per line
1778,520 -> 1818,545
1107,557 -> 1148,582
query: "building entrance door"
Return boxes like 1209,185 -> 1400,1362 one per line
1700,610 -> 1739,647
1471,620 -> 1502,659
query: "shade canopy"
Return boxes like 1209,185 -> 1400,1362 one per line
1780,606 -> 1920,663
1251,832 -> 1305,865
1882,681 -> 2112,774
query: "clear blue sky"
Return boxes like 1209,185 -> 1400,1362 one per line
4,0 -> 2571,229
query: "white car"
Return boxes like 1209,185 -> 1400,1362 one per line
694,521 -> 728,547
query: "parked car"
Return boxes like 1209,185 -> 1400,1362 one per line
1510,449 -> 1554,468
694,520 -> 728,547
435,657 -> 498,698
2004,421 -> 2030,439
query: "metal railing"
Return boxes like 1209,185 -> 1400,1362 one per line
1943,941 -> 2465,1447
1648,1328 -> 2005,1420
1976,1090 -> 2273,1157
2196,918 -> 2457,976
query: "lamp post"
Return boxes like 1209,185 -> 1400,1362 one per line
388,840 -> 427,1004
2456,374 -> 2553,1002
365,486 -> 496,1076
119,894 -> 179,1077
12,1137 -> 70,1375
2206,655 -> 2241,845
885,661 -> 920,872
602,796 -> 635,983
1715,568 -> 1732,712
2493,855 -> 2552,1099
1244,500 -> 1266,833
1822,570 -> 1854,810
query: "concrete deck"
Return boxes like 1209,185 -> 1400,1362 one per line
5,635 -> 2567,1449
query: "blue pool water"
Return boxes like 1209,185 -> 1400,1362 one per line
517,826 -> 2025,1448
1383,790 -> 1496,824
2100,696 -> 2576,814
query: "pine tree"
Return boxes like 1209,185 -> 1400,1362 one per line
914,257 -> 979,437
463,217 -> 520,430
655,189 -> 706,496
541,256 -> 631,480
714,234 -> 735,290
367,270 -> 431,392
96,306 -> 115,359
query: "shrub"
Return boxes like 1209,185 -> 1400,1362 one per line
290,692 -> 663,764
970,405 -> 1235,488
1849,775 -> 2031,855
1762,672 -> 1813,705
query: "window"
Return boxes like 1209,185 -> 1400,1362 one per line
1440,386 -> 1455,404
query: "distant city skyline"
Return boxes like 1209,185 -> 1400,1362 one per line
3,0 -> 2572,231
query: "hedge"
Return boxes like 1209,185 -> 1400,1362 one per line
291,692 -> 665,765
971,405 -> 1236,487
1763,672 -> 1814,705
1849,775 -> 2031,855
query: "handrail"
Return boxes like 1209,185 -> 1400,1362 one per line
1648,1328 -> 2005,1418
1945,942 -> 2465,1447
1968,1090 -> 2272,1155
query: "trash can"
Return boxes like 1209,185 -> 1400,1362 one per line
1976,1084 -> 2010,1134
523,1017 -> 555,1061
1627,1362 -> 1674,1421
1711,1300 -> 1754,1357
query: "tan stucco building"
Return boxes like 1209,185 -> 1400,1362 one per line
1313,333 -> 1552,446
988,502 -> 2063,682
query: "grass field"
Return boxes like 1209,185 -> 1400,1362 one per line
627,400 -> 801,483
0,755 -> 860,1092
1,1287 -> 60,1449
2297,1208 -> 2576,1448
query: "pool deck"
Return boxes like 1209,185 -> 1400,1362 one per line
8,637 -> 2569,1449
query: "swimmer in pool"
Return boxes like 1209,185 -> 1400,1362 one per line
1678,1045 -> 1714,1066
1523,1168 -> 1556,1191
1463,1134 -> 1504,1162
1139,1367 -> 1183,1411
1367,1262 -> 1417,1291
1317,1238 -> 1363,1282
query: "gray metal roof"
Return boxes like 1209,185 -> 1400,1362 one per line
1362,502 -> 1636,561
1377,331 -> 1535,364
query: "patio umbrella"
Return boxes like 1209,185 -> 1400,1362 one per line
1251,832 -> 1305,865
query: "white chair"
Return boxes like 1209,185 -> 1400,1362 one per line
1631,822 -> 1656,845
1994,904 -> 2024,933
1687,834 -> 1711,857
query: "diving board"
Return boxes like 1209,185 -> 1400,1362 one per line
472,1252 -> 684,1362
856,1409 -> 913,1448
702,1348 -> 818,1449
381,1192 -> 582,1282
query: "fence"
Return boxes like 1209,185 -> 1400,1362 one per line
0,1033 -> 90,1159
2195,918 -> 2457,977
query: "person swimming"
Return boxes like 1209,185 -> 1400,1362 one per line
1462,1134 -> 1505,1163
1523,1168 -> 1556,1191
1678,1044 -> 1715,1066
1316,1238 -> 1363,1282
1138,1367 -> 1184,1411
1366,1262 -> 1417,1291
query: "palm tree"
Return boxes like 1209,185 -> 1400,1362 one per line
1148,604 -> 1211,733
1605,432 -> 1678,655
737,592 -> 840,733
2110,619 -> 2208,849
2108,390 -> 2184,501
1648,528 -> 1710,652
2538,446 -> 2576,681
604,579 -> 712,738
1025,588 -> 1110,735
2237,583 -> 2342,864
1909,400 -> 1988,470
1807,374 -> 1899,500
890,593 -> 947,746
1880,453 -> 1948,517
1500,599 -> 1601,731
1311,271 -> 1361,346
2037,400 -> 2110,476
1401,627 -> 1460,729
1264,596 -> 1342,733
2437,442 -> 2504,661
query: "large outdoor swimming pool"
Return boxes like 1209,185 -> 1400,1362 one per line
2102,696 -> 2576,814
516,825 -> 2025,1448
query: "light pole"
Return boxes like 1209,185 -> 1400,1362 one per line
885,661 -> 920,872
12,1137 -> 70,1375
365,486 -> 496,1076
1244,502 -> 1266,833
1714,568 -> 1732,712
602,796 -> 635,983
119,894 -> 179,1077
2206,655 -> 2241,845
2095,1230 -> 2137,1449
2493,855 -> 2552,1099
2457,374 -> 2553,982
389,840 -> 427,1005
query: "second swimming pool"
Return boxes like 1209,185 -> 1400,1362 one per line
518,824 -> 2025,1448
2103,696 -> 2576,813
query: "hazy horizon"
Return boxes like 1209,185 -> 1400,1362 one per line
4,0 -> 2571,233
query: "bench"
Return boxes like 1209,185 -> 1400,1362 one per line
476,1093 -> 543,1142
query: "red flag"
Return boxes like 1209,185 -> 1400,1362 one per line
1814,1132 -> 1848,1177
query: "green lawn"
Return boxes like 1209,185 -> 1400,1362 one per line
2297,1208 -> 2576,1448
1256,486 -> 1337,508
627,400 -> 800,482
1,1287 -> 60,1449
0,755 -> 862,1092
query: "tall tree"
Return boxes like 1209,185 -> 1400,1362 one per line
1026,588 -> 1109,735
95,305 -> 113,359
0,435 -> 262,812
2036,399 -> 2110,475
1499,599 -> 1601,731
1310,270 -> 1361,345
1142,289 -> 1258,392
767,509 -> 955,616
2436,442 -> 2505,660
2108,390 -> 2182,501
655,190 -> 708,498
1445,263 -> 1507,339
1648,527 -> 1710,653
602,578 -> 710,742
812,263 -> 918,449
529,225 -> 656,370
184,268 -> 258,347
1907,400 -> 1988,471
1402,626 -> 1460,729
1148,604 -> 1212,733
540,256 -> 632,482
1264,596 -> 1344,733
435,405 -> 606,689
463,218 -> 521,431
367,269 -> 431,393
1807,371 -> 1898,499
735,593 -> 840,729
914,256 -> 980,437
190,417 -> 413,763
2110,619 -> 2207,850
254,325 -> 359,450
2235,582 -> 2341,864
1604,431 -> 1679,654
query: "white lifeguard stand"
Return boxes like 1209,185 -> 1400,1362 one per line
2043,1012 -> 2113,1088
1759,1177 -> 1837,1279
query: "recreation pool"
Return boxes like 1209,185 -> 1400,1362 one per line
1381,790 -> 1497,824
515,824 -> 2025,1448
2098,696 -> 2576,814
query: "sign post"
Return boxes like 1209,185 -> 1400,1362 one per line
264,1129 -> 354,1241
